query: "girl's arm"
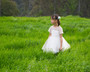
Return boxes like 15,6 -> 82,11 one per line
59,34 -> 63,50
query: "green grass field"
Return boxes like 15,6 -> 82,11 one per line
0,15 -> 90,72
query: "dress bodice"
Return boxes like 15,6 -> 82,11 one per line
48,25 -> 64,37
51,29 -> 60,37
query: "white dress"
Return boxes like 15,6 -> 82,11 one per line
42,25 -> 71,54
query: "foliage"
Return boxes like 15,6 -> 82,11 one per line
1,0 -> 19,16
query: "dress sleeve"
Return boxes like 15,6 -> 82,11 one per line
48,26 -> 52,33
59,26 -> 64,34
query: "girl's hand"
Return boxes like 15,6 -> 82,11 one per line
59,47 -> 62,51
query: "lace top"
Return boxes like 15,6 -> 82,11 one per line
48,25 -> 64,35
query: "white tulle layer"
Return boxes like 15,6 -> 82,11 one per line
42,36 -> 70,54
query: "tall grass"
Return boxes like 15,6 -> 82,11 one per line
0,15 -> 90,72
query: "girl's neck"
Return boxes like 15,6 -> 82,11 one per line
53,23 -> 58,27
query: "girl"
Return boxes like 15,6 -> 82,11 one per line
42,14 -> 70,54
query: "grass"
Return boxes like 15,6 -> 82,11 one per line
0,15 -> 90,72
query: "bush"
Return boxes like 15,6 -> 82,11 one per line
1,0 -> 19,16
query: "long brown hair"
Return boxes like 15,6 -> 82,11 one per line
51,14 -> 60,26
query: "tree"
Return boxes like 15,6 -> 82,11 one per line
30,0 -> 54,16
1,0 -> 19,16
80,0 -> 90,17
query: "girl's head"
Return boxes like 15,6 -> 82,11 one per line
51,14 -> 60,26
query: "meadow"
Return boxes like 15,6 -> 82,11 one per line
0,15 -> 90,72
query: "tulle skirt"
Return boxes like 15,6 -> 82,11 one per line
42,36 -> 70,54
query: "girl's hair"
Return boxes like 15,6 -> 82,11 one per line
51,14 -> 60,26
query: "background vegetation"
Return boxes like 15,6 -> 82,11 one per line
0,0 -> 90,17
0,15 -> 89,72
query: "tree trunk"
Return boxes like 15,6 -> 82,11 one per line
53,0 -> 56,14
0,0 -> 1,16
78,0 -> 80,16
